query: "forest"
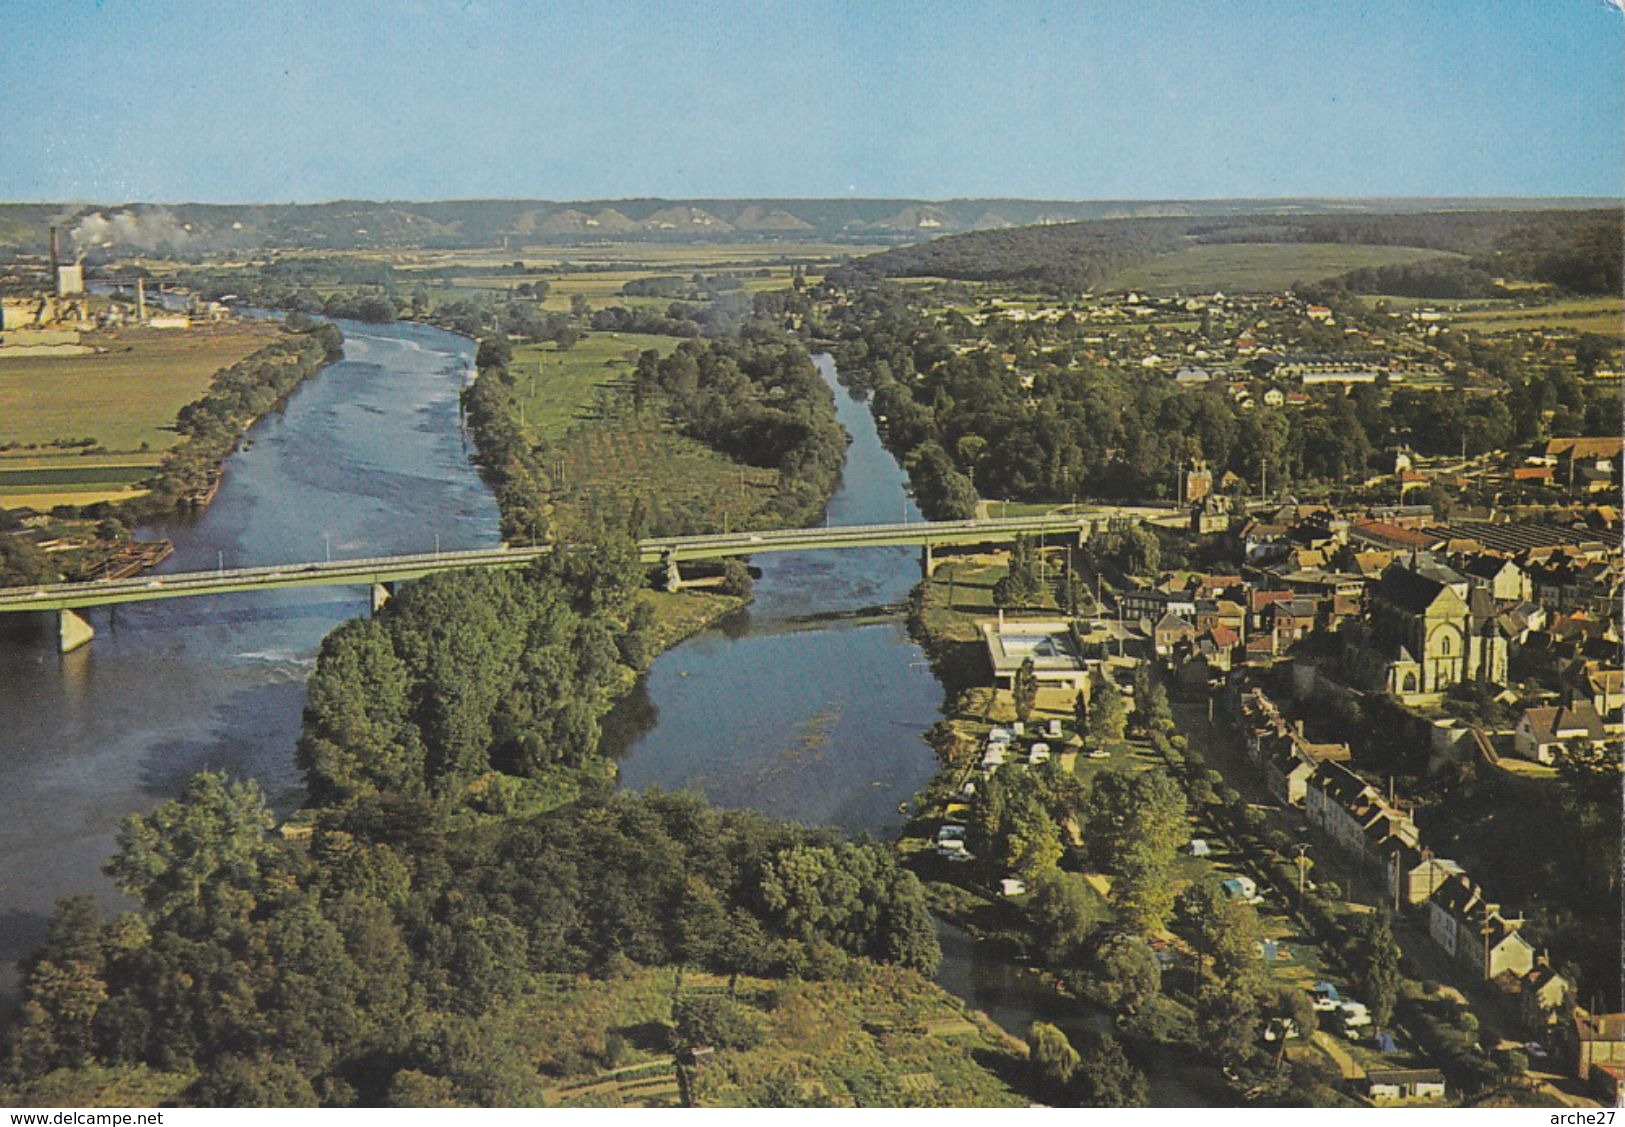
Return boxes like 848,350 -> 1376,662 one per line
2,778 -> 939,1106
4,530 -> 947,1105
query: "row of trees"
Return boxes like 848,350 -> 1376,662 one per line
118,319 -> 342,524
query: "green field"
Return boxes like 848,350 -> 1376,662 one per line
550,415 -> 781,540
0,321 -> 282,506
398,239 -> 874,313
512,332 -> 682,440
1108,242 -> 1461,294
1446,297 -> 1623,335
0,322 -> 280,456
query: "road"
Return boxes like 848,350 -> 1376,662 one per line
0,512 -> 1119,614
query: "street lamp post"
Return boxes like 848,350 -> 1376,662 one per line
1292,843 -> 1313,907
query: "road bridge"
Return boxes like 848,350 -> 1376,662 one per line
2,511 -> 1148,652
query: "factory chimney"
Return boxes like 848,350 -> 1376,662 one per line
136,277 -> 147,322
49,225 -> 85,298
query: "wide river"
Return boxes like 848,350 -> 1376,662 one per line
0,329 -> 1215,1104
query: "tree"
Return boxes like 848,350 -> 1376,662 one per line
1028,871 -> 1099,966
994,536 -> 1042,607
720,558 -> 753,598
1196,982 -> 1261,1064
1360,911 -> 1402,1030
1090,931 -> 1161,1014
1012,657 -> 1039,723
672,995 -> 764,1052
475,334 -> 513,371
1027,1022 -> 1079,1104
187,1053 -> 320,1107
104,771 -> 278,928
6,897 -> 108,1074
1087,683 -> 1127,746
1073,688 -> 1089,736
1075,1032 -> 1148,1107
1178,881 -> 1262,986
1004,798 -> 1063,881
1082,769 -> 1187,934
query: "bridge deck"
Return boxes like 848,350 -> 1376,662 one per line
0,513 -> 1146,613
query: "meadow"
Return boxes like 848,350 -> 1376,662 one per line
548,415 -> 782,540
0,321 -> 280,506
1108,242 -> 1461,294
1444,296 -> 1623,335
511,332 -> 681,440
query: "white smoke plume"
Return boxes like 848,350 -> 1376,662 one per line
70,209 -> 196,258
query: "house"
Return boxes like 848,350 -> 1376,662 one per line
1265,743 -> 1319,807
1466,914 -> 1536,980
1305,761 -> 1418,865
1118,587 -> 1197,623
1194,597 -> 1247,636
1425,875 -> 1481,960
1152,612 -> 1199,657
1460,555 -> 1531,604
1386,849 -> 1464,907
1365,1069 -> 1447,1102
1522,963 -> 1572,1032
1263,723 -> 1351,807
1513,701 -> 1609,764
1265,596 -> 1321,644
1575,666 -> 1624,719
1574,1011 -> 1625,1086
1426,874 -> 1535,979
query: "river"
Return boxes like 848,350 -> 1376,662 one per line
0,318 -> 498,988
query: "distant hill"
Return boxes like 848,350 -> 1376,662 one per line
0,196 -> 1613,258
845,207 -> 1624,295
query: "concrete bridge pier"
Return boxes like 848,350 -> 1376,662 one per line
58,609 -> 94,654
370,582 -> 396,614
663,552 -> 685,592
920,543 -> 938,578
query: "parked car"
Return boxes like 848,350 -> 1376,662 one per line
1263,1017 -> 1300,1043
1335,1002 -> 1372,1039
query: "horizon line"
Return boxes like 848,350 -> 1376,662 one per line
5,193 -> 1620,209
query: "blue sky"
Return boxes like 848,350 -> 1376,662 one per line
3,0 -> 1620,202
